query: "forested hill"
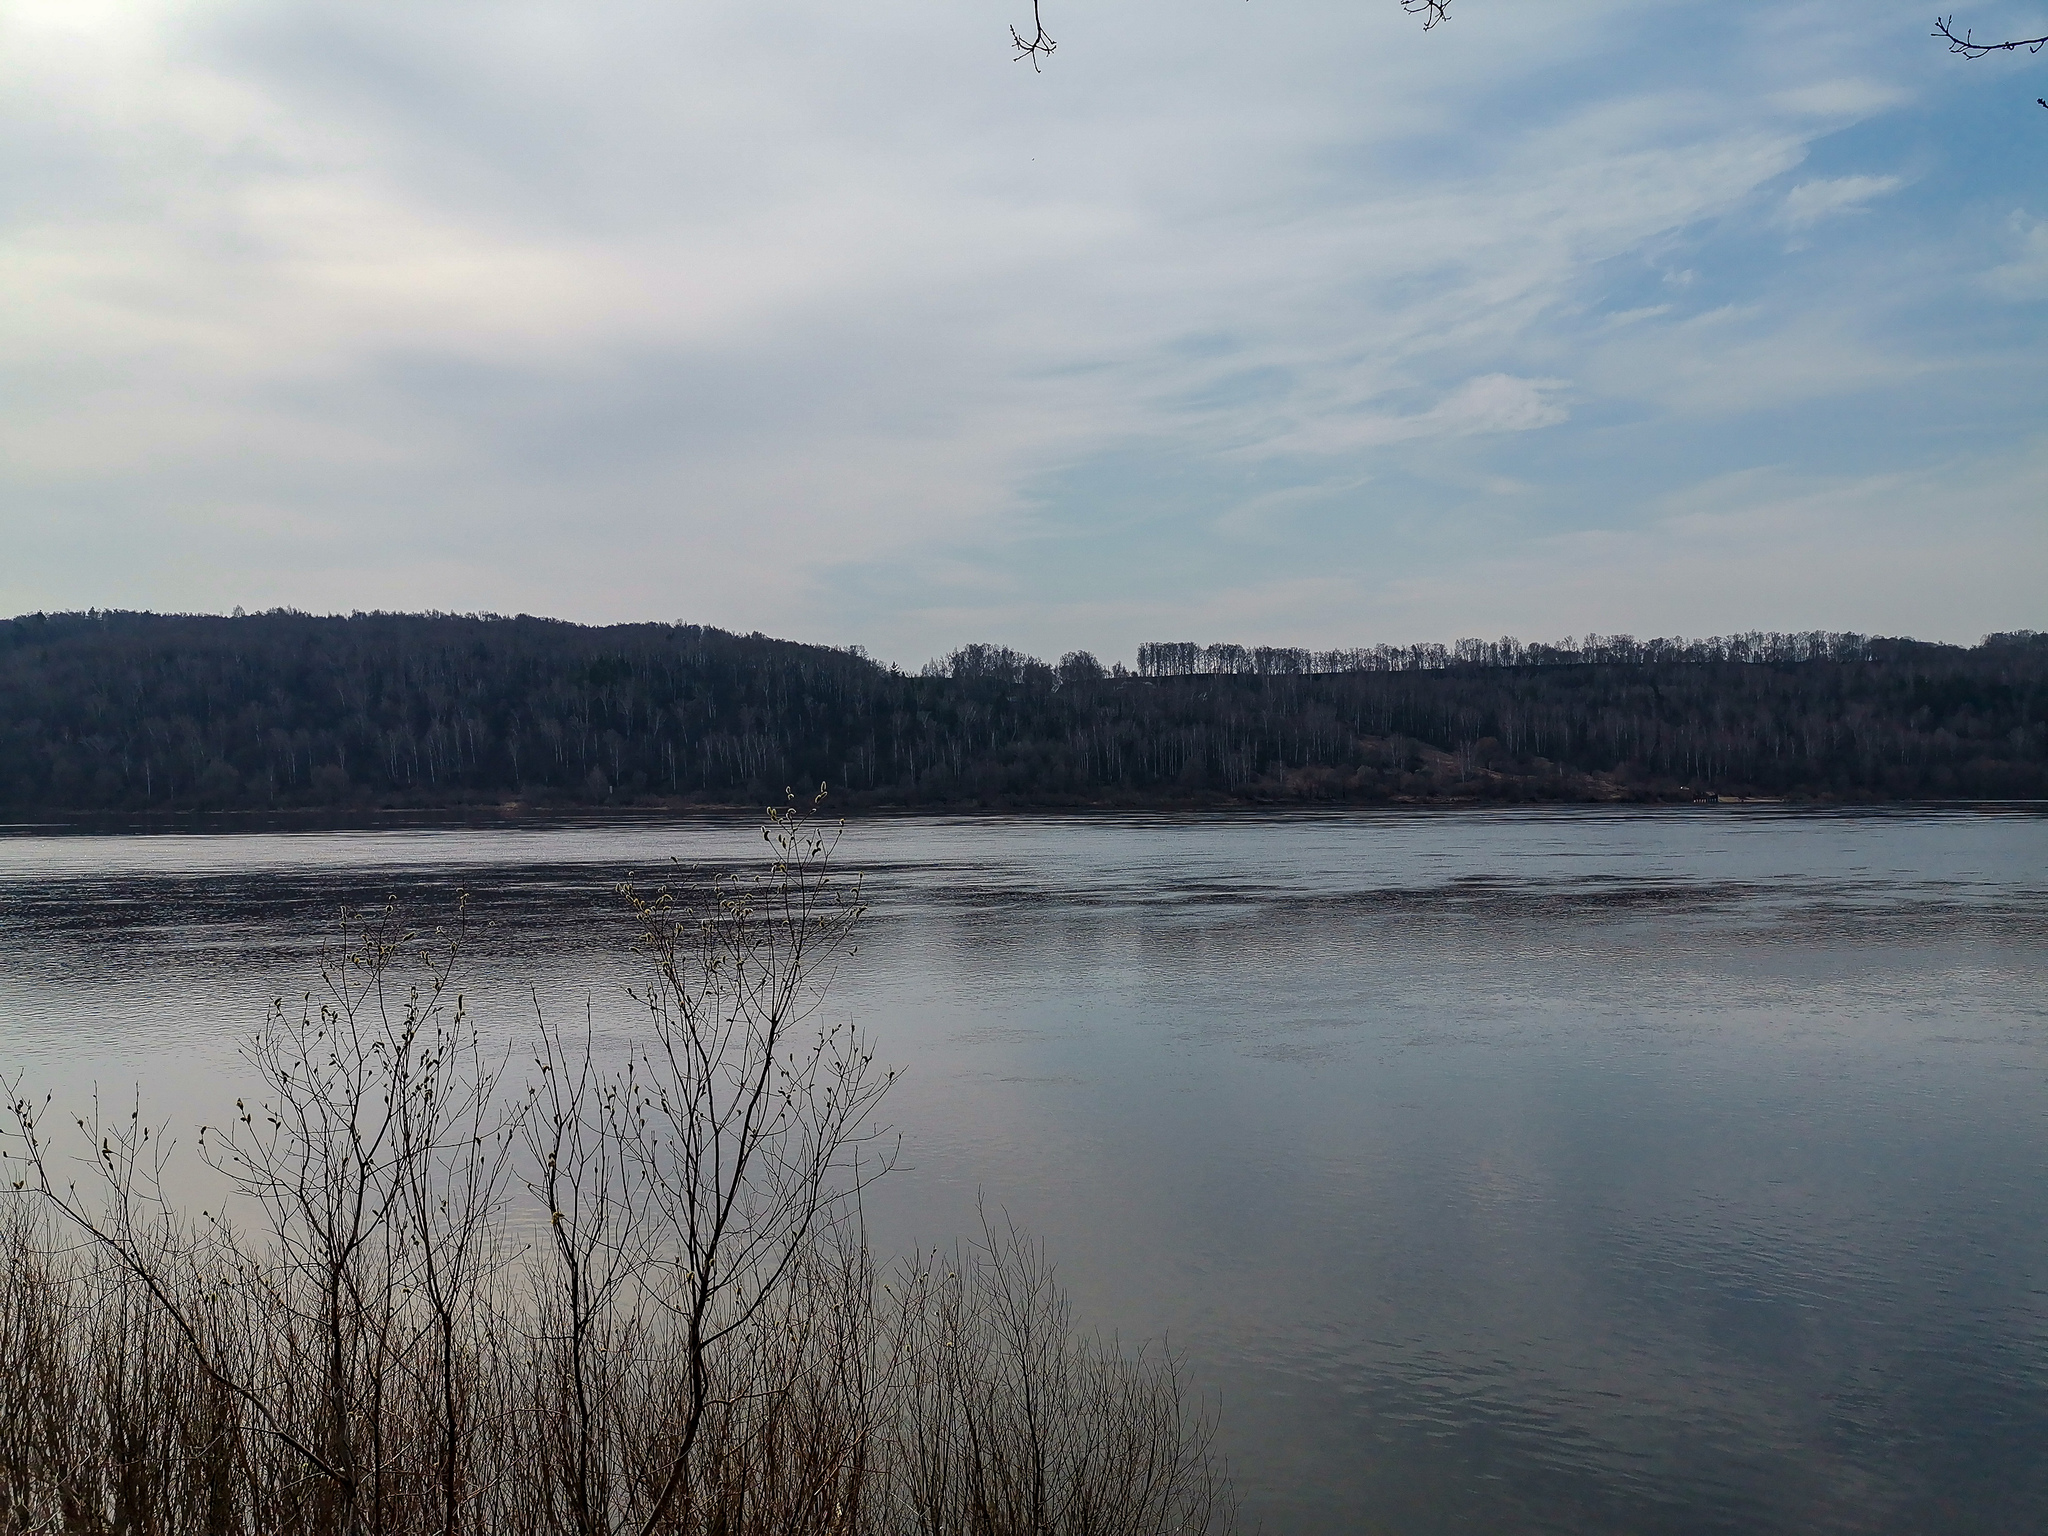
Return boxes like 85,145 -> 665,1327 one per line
2,610 -> 2044,812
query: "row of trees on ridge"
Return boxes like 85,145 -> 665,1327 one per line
1,610 -> 2042,810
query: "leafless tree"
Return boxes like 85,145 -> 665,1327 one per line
387,937 -> 520,1536
620,790 -> 897,1536
3,804 -> 1237,1536
5,904 -> 513,1536
523,1004 -> 657,1536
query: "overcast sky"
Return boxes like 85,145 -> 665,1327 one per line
4,0 -> 2044,666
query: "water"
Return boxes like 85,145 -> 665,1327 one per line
2,806 -> 2045,1534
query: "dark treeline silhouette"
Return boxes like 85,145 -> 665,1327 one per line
1136,629 -> 1911,676
3,609 -> 2044,810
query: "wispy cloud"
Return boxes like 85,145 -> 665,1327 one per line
1249,375 -> 1571,456
1780,174 -> 1904,229
1985,215 -> 2048,300
0,0 -> 2040,657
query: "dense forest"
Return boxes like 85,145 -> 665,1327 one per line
1,610 -> 2043,812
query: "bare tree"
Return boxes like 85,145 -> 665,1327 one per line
523,1004 -> 657,1536
4,805 -> 1238,1536
389,939 -> 520,1536
620,790 -> 897,1536
5,904 -> 511,1536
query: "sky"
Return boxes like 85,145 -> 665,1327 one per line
2,0 -> 2045,668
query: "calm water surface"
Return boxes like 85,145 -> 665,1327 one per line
2,807 -> 2045,1534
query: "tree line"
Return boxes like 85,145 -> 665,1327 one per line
1133,629 -> 1909,678
1,609 -> 2042,811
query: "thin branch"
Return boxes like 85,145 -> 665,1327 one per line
1012,0 -> 1056,69
1935,15 -> 2048,56
4,1085 -> 355,1491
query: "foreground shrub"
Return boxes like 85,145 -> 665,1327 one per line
3,802 -> 1231,1536
0,1208 -> 1228,1536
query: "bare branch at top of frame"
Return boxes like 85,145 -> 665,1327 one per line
1934,14 -> 2048,56
1013,0 -> 1450,72
1012,0 -> 1056,70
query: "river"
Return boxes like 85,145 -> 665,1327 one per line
3,806 -> 2044,1533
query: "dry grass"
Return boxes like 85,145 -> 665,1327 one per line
0,1207 -> 1229,1536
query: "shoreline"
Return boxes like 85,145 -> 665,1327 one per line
5,794 -> 2044,837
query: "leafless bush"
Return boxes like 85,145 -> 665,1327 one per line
3,800 -> 1234,1536
884,1213 -> 1230,1536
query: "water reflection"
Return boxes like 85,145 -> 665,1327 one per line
2,807 -> 2045,1534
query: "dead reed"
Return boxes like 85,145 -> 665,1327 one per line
2,800 -> 1233,1536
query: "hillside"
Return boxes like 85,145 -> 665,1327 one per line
2,611 -> 2043,811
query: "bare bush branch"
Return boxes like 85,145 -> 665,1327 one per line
1012,0 -> 1057,69
621,788 -> 897,1534
3,803 -> 1234,1536
1935,14 -> 2048,57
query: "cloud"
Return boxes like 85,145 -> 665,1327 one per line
1263,445 -> 2048,651
1584,307 -> 1926,416
1251,374 -> 1570,456
0,0 -> 2040,660
1769,79 -> 1914,119
1779,174 -> 1904,229
1984,216 -> 2048,300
